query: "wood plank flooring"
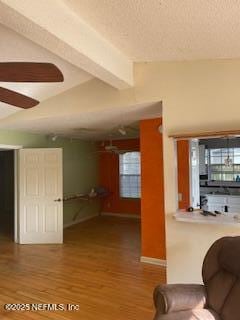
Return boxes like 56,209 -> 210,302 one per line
0,216 -> 166,320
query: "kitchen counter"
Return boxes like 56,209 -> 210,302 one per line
205,193 -> 240,196
174,211 -> 240,226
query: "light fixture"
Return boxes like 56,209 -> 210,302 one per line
51,135 -> 58,141
118,126 -> 127,135
224,137 -> 233,167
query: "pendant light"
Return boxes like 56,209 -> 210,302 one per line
224,137 -> 233,167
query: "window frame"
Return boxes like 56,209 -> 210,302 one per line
207,147 -> 240,181
119,151 -> 141,199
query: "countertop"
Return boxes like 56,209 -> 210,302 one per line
205,193 -> 240,197
174,211 -> 240,226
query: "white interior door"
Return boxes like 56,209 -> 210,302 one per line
18,148 -> 63,244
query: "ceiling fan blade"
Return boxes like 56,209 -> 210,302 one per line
0,87 -> 39,109
115,149 -> 133,154
0,62 -> 64,82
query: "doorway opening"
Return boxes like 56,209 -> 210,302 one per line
0,150 -> 15,241
0,146 -> 63,244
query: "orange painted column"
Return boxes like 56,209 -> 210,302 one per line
140,118 -> 166,260
177,140 -> 190,210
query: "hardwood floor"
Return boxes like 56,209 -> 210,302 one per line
0,216 -> 166,320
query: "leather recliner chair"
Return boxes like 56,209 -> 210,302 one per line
153,236 -> 240,320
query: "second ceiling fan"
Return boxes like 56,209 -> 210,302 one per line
0,62 -> 64,109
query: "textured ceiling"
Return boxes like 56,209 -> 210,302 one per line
0,101 -> 162,140
65,0 -> 240,61
0,23 -> 93,119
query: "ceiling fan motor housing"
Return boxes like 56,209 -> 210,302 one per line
105,145 -> 118,151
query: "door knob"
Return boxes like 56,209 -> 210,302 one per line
54,198 -> 62,202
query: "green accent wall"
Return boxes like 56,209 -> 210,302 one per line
0,129 -> 99,226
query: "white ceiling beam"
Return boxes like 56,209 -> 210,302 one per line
0,0 -> 134,89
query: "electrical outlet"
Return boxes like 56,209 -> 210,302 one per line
178,193 -> 183,201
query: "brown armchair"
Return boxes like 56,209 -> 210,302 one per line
153,236 -> 240,320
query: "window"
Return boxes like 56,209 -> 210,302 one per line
119,152 -> 141,198
208,148 -> 240,181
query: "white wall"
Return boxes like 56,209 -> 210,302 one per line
166,215 -> 240,283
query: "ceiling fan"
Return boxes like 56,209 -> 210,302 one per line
98,139 -> 132,155
74,125 -> 139,137
0,62 -> 64,109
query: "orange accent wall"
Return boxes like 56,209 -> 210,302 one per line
177,140 -> 190,209
99,139 -> 141,215
140,118 -> 166,260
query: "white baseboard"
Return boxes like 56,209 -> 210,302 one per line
101,212 -> 140,219
64,213 -> 98,229
140,256 -> 167,267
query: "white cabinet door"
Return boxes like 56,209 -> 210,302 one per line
206,195 -> 226,212
228,197 -> 240,213
208,204 -> 225,212
228,205 -> 240,213
207,195 -> 240,213
207,195 -> 227,205
18,148 -> 63,244
228,196 -> 240,205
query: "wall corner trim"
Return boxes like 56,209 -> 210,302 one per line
140,256 -> 167,267
63,213 -> 98,229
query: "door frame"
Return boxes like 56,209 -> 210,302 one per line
0,144 -> 23,243
189,139 -> 200,208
